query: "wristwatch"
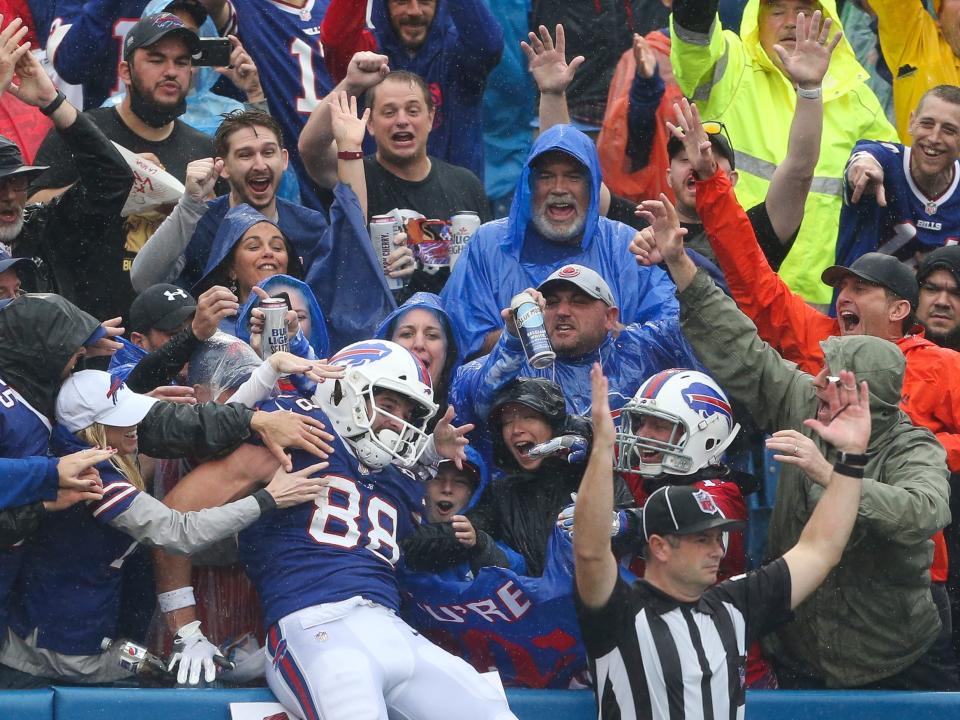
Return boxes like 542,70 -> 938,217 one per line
836,451 -> 868,467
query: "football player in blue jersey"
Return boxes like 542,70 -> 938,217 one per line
154,339 -> 517,717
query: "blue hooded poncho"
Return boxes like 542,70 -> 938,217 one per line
374,292 -> 462,412
236,274 -> 329,361
367,0 -> 503,181
441,124 -> 679,358
193,204 -> 303,297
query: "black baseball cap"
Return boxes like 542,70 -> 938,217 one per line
821,252 -> 919,309
918,245 -> 960,285
0,136 -> 48,182
667,133 -> 736,171
641,485 -> 744,542
123,13 -> 200,61
129,284 -> 196,334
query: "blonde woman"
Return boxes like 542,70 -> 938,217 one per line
0,370 -> 327,688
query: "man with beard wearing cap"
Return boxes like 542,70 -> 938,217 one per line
0,25 -> 133,314
637,195 -> 958,690
28,12 -> 224,321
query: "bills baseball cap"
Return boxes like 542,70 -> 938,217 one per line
918,245 -> 960,285
0,136 -> 48,182
123,13 -> 200,61
641,485 -> 745,542
538,265 -> 616,307
56,370 -> 158,433
821,252 -> 919,309
129,284 -> 196,334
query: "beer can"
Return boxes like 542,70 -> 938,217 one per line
370,214 -> 404,290
449,211 -> 480,270
510,292 -> 555,368
260,297 -> 289,359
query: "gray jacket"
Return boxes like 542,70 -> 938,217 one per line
678,269 -> 950,686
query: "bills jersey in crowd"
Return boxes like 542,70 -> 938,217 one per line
836,140 -> 960,267
239,394 -> 425,629
226,0 -> 334,209
10,432 -> 141,655
0,376 -> 55,632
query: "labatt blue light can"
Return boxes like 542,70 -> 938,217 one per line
510,292 -> 555,368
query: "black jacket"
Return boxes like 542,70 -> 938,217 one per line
402,521 -> 512,575
138,400 -> 255,463
0,501 -> 45,546
468,462 -> 634,577
12,112 -> 133,320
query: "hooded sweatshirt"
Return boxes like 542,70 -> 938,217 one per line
678,269 -> 950,687
374,292 -> 463,418
441,125 -> 678,358
670,0 -> 897,304
321,0 -> 503,180
193,205 -> 304,298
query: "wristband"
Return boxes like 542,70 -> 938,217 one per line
833,462 -> 865,479
796,85 -> 822,100
837,451 -> 869,467
337,150 -> 364,160
157,586 -> 197,613
39,90 -> 67,117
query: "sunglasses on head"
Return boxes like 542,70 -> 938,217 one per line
701,120 -> 731,144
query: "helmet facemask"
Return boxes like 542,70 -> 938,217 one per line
617,405 -> 695,476
353,382 -> 435,469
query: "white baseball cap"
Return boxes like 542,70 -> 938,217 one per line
537,264 -> 616,307
56,370 -> 158,433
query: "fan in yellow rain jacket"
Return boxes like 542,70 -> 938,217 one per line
670,0 -> 897,304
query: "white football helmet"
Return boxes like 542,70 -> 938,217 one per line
313,340 -> 438,470
616,369 -> 740,477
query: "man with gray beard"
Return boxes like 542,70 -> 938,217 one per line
442,123 -> 678,359
0,22 -> 132,310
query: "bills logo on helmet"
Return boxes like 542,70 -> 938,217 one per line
693,488 -> 720,515
331,342 -> 393,369
681,382 -> 732,422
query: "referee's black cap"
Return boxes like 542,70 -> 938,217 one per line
642,486 -> 745,542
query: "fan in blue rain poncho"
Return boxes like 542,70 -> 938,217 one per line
441,124 -> 678,359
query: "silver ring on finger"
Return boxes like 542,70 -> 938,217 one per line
793,445 -> 800,456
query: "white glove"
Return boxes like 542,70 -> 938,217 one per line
168,620 -> 226,685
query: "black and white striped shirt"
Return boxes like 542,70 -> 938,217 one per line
576,559 -> 792,720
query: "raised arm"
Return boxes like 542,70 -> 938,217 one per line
298,51 -> 389,189
447,0 -> 504,77
329,91 -> 370,218
523,24 -> 583,134
573,364 -> 619,608
765,11 -> 842,247
776,371 -> 868,609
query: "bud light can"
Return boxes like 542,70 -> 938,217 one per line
449,211 -> 480,270
510,292 -> 555,368
370,214 -> 404,290
260,297 -> 289,359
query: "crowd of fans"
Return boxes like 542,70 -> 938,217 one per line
1,0 -> 960,717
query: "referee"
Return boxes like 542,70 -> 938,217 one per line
573,364 -> 870,720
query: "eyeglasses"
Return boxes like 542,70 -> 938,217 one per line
0,175 -> 29,193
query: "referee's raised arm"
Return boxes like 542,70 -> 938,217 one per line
572,363 -> 619,609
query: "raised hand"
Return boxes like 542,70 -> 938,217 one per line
590,363 -> 614,449
773,10 -> 842,90
451,515 -> 477,548
5,45 -> 57,108
215,35 -> 264,103
804,370 -> 871,454
330,90 -> 369,152
0,17 -> 29,94
521,24 -> 584,95
665,98 -> 716,180
184,158 -> 220,204
431,406 -> 475,469
250,410 -> 335,470
86,317 -> 125,358
56,447 -> 113,491
632,33 -> 656,80
765,428 -> 833,487
344,51 -> 390,94
633,195 -> 688,265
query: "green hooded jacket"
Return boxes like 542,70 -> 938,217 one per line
678,269 -> 949,687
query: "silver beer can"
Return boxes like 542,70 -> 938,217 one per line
370,214 -> 404,290
449,211 -> 480,271
510,291 -> 555,368
260,297 -> 289,359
